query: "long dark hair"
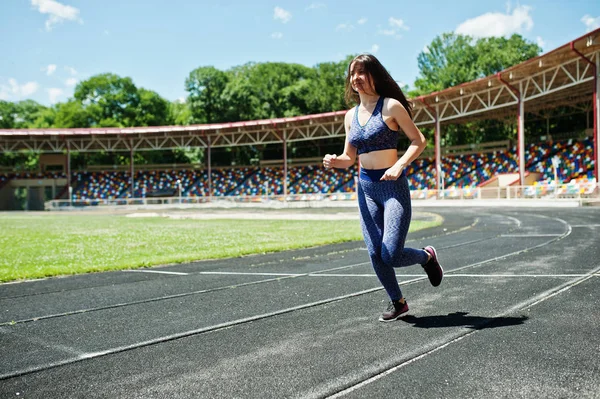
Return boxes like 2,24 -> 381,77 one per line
344,54 -> 413,119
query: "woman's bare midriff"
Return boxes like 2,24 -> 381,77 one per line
358,148 -> 398,170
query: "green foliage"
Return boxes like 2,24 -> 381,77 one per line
0,100 -> 17,128
74,73 -> 140,127
53,101 -> 92,128
222,62 -> 316,121
413,33 -> 542,95
0,151 -> 39,171
31,106 -> 57,128
135,88 -> 170,126
170,101 -> 192,125
185,66 -> 229,123
0,100 -> 48,128
475,34 -> 541,77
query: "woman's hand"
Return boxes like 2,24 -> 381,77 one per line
380,163 -> 405,180
323,154 -> 337,169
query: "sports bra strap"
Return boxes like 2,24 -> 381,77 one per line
374,96 -> 384,113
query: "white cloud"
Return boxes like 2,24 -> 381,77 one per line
389,17 -> 409,31
43,64 -> 57,75
30,0 -> 82,31
536,36 -> 545,49
21,81 -> 40,97
306,3 -> 325,11
274,7 -> 292,23
271,32 -> 283,39
371,44 -> 379,54
47,88 -> 63,104
0,79 -> 40,100
65,66 -> 77,75
65,77 -> 78,87
581,15 -> 600,32
379,29 -> 396,36
455,5 -> 533,38
336,23 -> 354,32
358,18 -> 367,25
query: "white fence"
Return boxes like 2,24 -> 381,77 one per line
44,181 -> 599,210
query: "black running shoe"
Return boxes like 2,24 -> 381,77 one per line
423,245 -> 443,287
379,300 -> 409,322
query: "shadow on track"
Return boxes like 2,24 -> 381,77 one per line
401,312 -> 528,330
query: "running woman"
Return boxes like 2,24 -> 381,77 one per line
322,54 -> 443,322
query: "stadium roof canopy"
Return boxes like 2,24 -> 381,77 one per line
0,28 -> 598,154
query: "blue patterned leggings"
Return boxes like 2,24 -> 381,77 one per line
357,168 -> 429,301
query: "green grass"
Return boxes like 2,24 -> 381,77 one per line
0,213 -> 440,282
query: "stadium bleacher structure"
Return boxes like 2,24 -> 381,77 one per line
0,137 -> 596,203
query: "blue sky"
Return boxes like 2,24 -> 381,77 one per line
1,0 -> 599,107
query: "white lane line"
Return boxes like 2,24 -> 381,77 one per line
571,225 -> 600,227
1,261 -> 372,327
0,281 -> 402,381
309,274 -> 378,277
122,270 -> 189,276
504,215 -> 522,228
448,273 -> 589,277
326,264 -> 600,399
199,271 -> 303,277
500,234 -> 563,237
309,273 -> 590,278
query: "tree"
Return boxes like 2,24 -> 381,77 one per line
222,62 -> 316,121
135,88 -> 170,126
31,106 -> 57,128
475,34 -> 541,77
0,100 -> 17,128
413,33 -> 479,95
310,56 -> 354,111
53,101 -> 92,128
73,73 -> 140,127
412,33 -> 542,96
170,100 -> 192,125
0,100 -> 48,128
185,66 -> 229,123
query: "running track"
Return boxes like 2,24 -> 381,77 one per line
1,207 -> 599,398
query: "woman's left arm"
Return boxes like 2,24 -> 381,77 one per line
381,98 -> 427,180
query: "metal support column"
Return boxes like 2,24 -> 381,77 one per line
67,140 -> 72,206
518,82 -> 525,186
207,135 -> 212,201
596,52 -> 599,183
283,130 -> 288,198
130,140 -> 134,199
435,105 -> 442,192
497,73 -> 525,186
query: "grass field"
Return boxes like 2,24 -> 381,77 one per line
0,213 -> 440,282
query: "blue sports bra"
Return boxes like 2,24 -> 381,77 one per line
348,97 -> 398,155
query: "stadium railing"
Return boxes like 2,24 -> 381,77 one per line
44,181 -> 598,210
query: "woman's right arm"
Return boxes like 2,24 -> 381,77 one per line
323,109 -> 357,170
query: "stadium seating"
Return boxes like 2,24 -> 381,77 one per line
0,138 -> 595,202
